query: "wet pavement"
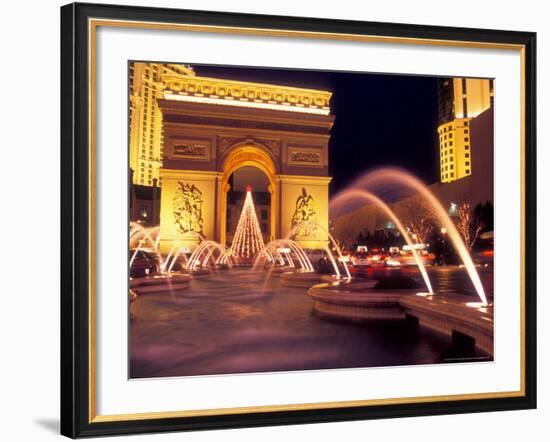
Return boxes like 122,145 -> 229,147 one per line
354,265 -> 494,300
130,266 -> 493,378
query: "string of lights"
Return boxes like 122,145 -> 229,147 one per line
229,186 -> 265,260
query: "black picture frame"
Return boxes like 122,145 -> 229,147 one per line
60,2 -> 537,438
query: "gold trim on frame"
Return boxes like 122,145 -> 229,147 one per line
88,18 -> 527,424
90,18 -> 525,50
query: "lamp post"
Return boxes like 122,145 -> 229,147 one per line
440,227 -> 447,266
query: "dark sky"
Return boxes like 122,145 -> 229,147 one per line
192,64 -> 440,193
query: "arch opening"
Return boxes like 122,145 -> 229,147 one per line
218,144 -> 279,248
226,166 -> 272,246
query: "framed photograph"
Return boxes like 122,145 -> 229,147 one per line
60,2 -> 537,438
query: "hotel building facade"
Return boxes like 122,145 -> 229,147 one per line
129,63 -> 196,186
437,78 -> 494,183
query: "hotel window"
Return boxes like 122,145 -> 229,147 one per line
464,137 -> 469,142
465,153 -> 470,158
466,169 -> 471,174
464,129 -> 469,134
465,161 -> 470,166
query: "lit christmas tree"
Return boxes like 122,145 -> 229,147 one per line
230,186 -> 265,261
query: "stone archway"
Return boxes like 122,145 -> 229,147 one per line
218,143 -> 279,247
156,75 -> 334,254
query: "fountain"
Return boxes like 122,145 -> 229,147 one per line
165,247 -> 188,273
186,241 -> 231,273
258,239 -> 326,287
128,224 -> 191,294
302,167 -> 493,356
128,169 -> 493,356
129,223 -> 163,273
283,219 -> 351,281
129,170 -> 490,303
329,189 -> 434,294
332,167 -> 489,306
128,183 -> 344,297
261,239 -> 314,271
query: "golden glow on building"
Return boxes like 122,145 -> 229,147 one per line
164,92 -> 330,115
162,75 -> 331,115
438,118 -> 472,183
129,63 -> 196,186
129,63 -> 332,186
142,62 -> 335,253
452,78 -> 493,119
437,78 -> 493,183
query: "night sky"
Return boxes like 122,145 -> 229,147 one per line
192,64 -> 440,194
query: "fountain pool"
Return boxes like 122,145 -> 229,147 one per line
130,267 -> 492,378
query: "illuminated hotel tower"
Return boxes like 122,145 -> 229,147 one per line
437,78 -> 494,183
129,63 -> 195,186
